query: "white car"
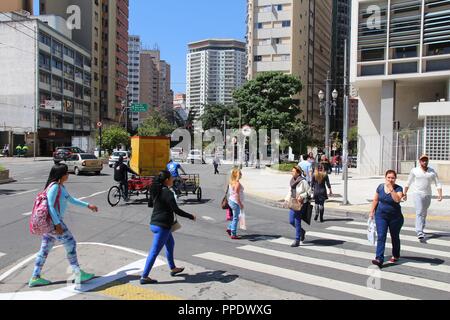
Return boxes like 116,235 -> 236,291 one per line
109,151 -> 131,168
187,149 -> 204,164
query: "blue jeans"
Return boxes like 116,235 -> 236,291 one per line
289,209 -> 303,241
375,213 -> 404,263
228,200 -> 240,236
142,225 -> 176,278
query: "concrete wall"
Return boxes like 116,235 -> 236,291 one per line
0,21 -> 36,134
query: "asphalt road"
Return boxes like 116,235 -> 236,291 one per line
1,160 -> 450,300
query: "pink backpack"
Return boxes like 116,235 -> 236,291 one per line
29,183 -> 61,236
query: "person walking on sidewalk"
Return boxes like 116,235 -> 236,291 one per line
227,168 -> 245,240
288,166 -> 310,247
29,163 -> 99,288
369,170 -> 404,269
311,164 -> 332,223
141,170 -> 196,285
298,154 -> 313,184
404,154 -> 443,242
213,155 -> 220,175
308,152 -> 316,171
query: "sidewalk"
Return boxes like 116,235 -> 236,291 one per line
240,166 -> 450,221
0,157 -> 53,163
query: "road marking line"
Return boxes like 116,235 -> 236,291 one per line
23,177 -> 35,180
270,237 -> 450,275
79,190 -> 107,201
0,252 -> 5,259
328,226 -> 450,247
22,212 -> 32,216
306,231 -> 450,258
194,252 -> 415,300
7,189 -> 38,197
346,221 -> 447,235
239,245 -> 450,293
201,216 -> 215,221
94,282 -> 183,300
0,243 -> 164,300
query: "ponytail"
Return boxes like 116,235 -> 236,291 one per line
150,170 -> 171,199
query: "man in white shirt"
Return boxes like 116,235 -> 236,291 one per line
404,155 -> 443,242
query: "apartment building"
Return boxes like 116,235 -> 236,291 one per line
0,13 -> 92,156
128,35 -> 141,130
186,39 -> 246,119
39,0 -> 129,126
247,0 -> 333,136
139,49 -> 173,123
173,93 -> 188,122
351,0 -> 450,180
0,0 -> 33,14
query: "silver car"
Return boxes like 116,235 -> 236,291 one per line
65,153 -> 103,175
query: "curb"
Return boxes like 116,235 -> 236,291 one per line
0,178 -> 16,185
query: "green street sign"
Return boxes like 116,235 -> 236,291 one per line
131,103 -> 149,112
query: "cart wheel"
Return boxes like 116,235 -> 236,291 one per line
107,186 -> 121,207
196,187 -> 202,202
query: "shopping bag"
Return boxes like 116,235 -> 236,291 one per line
301,203 -> 313,226
226,208 -> 233,221
239,210 -> 247,231
367,218 -> 377,245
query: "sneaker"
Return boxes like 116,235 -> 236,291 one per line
75,270 -> 95,284
230,235 -> 241,240
389,257 -> 399,263
28,277 -> 51,288
371,259 -> 383,269
301,229 -> 306,242
170,267 -> 185,277
291,240 -> 300,247
418,234 -> 427,243
140,277 -> 157,285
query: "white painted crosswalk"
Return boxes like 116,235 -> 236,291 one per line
193,220 -> 450,300
0,252 -> 5,259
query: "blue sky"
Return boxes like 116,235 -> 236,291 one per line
35,0 -> 247,93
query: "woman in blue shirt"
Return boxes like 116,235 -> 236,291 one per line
369,170 -> 404,268
29,164 -> 99,288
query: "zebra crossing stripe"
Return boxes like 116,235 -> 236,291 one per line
269,237 -> 450,275
0,252 -> 5,259
328,226 -> 450,248
306,231 -> 450,258
238,245 -> 450,294
347,222 -> 447,235
194,252 -> 416,300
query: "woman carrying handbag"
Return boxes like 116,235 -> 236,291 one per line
141,170 -> 196,284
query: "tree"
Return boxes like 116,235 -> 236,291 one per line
200,104 -> 239,131
138,111 -> 176,137
97,126 -> 130,154
348,126 -> 358,155
233,72 -> 302,131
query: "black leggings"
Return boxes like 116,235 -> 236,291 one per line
315,201 -> 325,220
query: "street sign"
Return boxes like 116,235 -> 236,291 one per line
97,122 -> 103,128
131,103 -> 149,113
242,125 -> 252,137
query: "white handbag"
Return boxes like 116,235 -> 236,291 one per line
367,218 -> 377,245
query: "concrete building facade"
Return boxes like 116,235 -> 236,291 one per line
351,0 -> 450,180
246,0 -> 333,137
186,39 -> 246,119
128,35 -> 141,130
173,93 -> 188,122
0,13 -> 93,156
0,0 -> 33,14
39,0 -> 129,126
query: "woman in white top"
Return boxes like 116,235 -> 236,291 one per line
227,168 -> 245,239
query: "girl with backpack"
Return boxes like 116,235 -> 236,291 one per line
28,163 -> 99,288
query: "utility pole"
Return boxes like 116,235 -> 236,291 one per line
325,71 -> 331,158
342,39 -> 350,205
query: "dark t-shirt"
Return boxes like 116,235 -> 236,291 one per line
151,187 -> 194,229
375,184 -> 403,216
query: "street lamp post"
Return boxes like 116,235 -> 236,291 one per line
318,73 -> 338,158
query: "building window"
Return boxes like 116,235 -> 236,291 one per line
39,32 -> 51,46
39,72 -> 51,84
282,20 -> 291,27
52,58 -> 62,70
254,55 -> 262,62
256,22 -> 263,29
52,41 -> 63,57
52,76 -> 63,93
39,52 -> 51,70
64,63 -> 74,79
64,80 -> 74,92
64,46 -> 74,58
276,4 -> 283,11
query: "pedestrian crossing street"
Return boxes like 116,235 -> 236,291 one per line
193,221 -> 450,300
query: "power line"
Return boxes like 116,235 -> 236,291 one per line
0,12 -> 37,42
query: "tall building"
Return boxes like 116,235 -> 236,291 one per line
246,0 -> 333,136
351,0 -> 450,179
128,35 -> 141,130
0,0 -> 33,13
331,0 -> 351,135
0,12 -> 93,155
39,0 -> 129,126
173,93 -> 188,122
186,39 -> 246,119
139,49 -> 173,123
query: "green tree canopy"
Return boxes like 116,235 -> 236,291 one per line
97,125 -> 130,153
138,111 -> 176,137
200,104 -> 239,131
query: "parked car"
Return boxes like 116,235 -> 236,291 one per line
187,149 -> 204,164
65,153 -> 103,175
108,151 -> 131,168
53,147 -> 85,164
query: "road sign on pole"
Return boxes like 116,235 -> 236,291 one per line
131,103 -> 149,113
97,122 -> 103,128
